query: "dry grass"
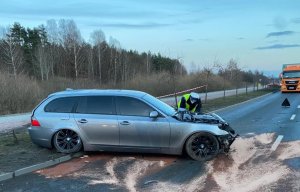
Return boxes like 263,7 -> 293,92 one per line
0,71 -> 242,115
0,73 -> 41,114
202,89 -> 272,112
124,72 -> 234,97
0,127 -> 64,173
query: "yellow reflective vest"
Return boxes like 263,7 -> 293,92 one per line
177,94 -> 197,112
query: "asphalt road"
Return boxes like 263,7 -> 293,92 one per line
1,92 -> 300,192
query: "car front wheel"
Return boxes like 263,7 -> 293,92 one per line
53,129 -> 82,153
185,132 -> 220,161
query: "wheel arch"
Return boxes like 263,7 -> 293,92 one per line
181,131 -> 220,154
51,128 -> 85,151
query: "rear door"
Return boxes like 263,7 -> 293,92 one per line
73,96 -> 119,146
116,96 -> 170,148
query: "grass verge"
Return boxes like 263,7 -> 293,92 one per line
0,126 -> 65,174
202,89 -> 273,112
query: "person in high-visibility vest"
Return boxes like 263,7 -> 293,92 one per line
177,92 -> 202,113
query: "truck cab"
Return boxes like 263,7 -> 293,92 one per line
281,64 -> 300,93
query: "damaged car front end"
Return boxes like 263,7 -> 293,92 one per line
173,111 -> 238,160
204,113 -> 238,153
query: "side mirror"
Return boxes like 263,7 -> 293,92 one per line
149,111 -> 159,118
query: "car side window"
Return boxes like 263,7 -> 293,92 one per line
76,96 -> 115,115
44,97 -> 78,113
116,97 -> 154,117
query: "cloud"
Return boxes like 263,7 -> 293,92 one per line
184,38 -> 194,42
291,18 -> 300,24
237,37 -> 245,40
255,44 -> 300,50
266,31 -> 295,38
198,38 -> 210,41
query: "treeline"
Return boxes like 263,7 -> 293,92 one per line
0,20 -> 186,84
0,20 -> 271,114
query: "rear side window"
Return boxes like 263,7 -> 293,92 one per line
76,96 -> 115,115
116,97 -> 153,117
44,97 -> 78,113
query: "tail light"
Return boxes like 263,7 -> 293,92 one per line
31,116 -> 41,127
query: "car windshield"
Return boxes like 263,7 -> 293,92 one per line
142,94 -> 176,116
282,71 -> 300,78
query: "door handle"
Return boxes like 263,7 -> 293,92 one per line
120,121 -> 130,125
78,119 -> 88,124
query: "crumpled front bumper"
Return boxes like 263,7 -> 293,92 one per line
217,134 -> 237,153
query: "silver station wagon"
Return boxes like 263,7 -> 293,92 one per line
28,89 -> 237,161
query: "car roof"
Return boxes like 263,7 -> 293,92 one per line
48,89 -> 148,98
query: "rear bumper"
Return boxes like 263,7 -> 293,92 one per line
28,126 -> 54,148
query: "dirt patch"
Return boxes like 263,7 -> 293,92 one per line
212,153 -> 234,172
210,134 -> 291,192
0,126 -> 65,174
36,154 -> 120,178
276,141 -> 300,160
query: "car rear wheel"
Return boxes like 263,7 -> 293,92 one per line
53,129 -> 82,153
185,132 -> 220,161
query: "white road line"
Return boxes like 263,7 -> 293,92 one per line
298,105 -> 300,109
290,114 -> 296,121
271,135 -> 284,151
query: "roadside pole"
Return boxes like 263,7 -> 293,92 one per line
205,85 -> 208,103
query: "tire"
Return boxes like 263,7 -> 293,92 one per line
185,132 -> 220,161
53,129 -> 82,153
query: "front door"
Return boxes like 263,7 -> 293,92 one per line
116,96 -> 170,148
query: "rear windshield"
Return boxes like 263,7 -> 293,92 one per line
44,97 -> 79,113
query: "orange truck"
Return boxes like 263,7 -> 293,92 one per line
281,64 -> 300,93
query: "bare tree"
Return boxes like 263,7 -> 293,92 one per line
227,59 -> 241,96
214,61 -> 227,98
90,29 -> 106,84
203,65 -> 213,103
0,27 -> 24,78
122,52 -> 128,87
36,44 -> 46,80
46,19 -> 59,44
45,20 -> 60,77
59,19 -> 83,79
254,70 -> 260,91
109,36 -> 121,85
35,44 -> 53,80
145,51 -> 152,74
86,44 -> 94,79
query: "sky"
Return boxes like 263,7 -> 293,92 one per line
0,0 -> 300,76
